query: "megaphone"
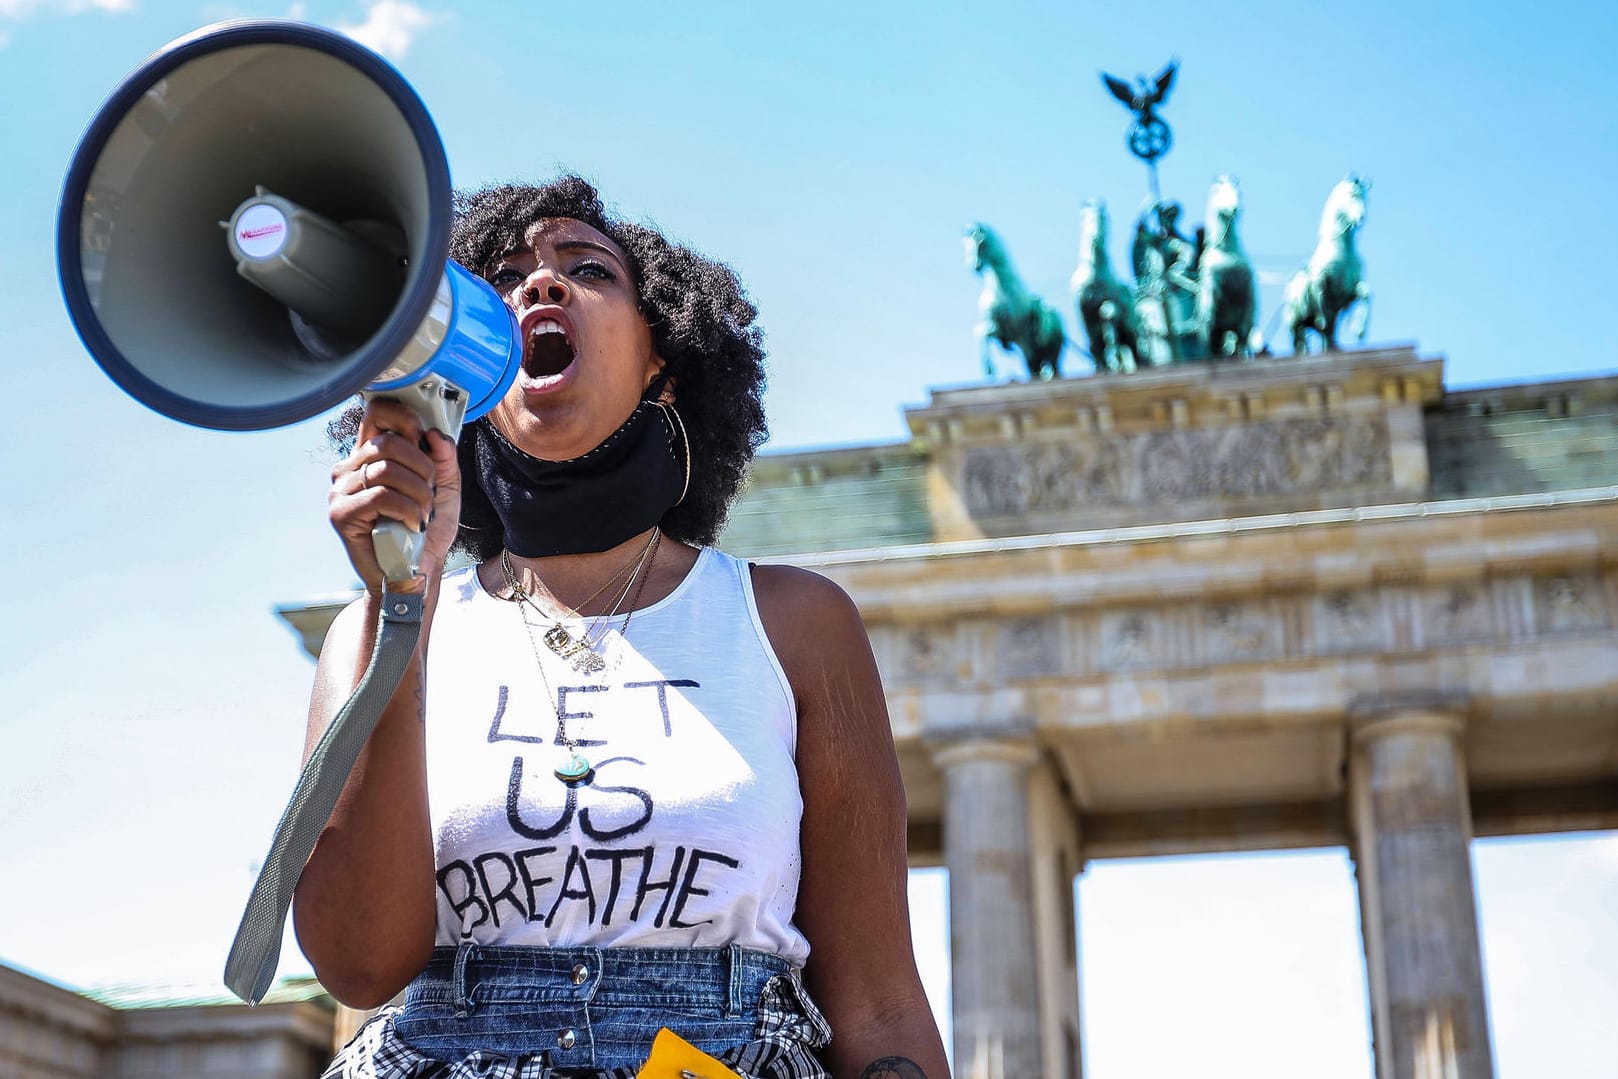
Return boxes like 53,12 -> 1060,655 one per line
57,20 -> 520,579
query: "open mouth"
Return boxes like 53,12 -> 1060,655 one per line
524,319 -> 576,378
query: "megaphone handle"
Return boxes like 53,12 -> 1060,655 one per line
362,379 -> 470,582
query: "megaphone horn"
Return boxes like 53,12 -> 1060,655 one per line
57,20 -> 520,580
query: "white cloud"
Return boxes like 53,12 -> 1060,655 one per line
0,0 -> 130,48
0,0 -> 132,17
334,0 -> 440,61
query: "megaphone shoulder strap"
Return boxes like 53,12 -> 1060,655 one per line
224,588 -> 425,1004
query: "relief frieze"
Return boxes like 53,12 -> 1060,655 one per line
1422,584 -> 1494,645
1203,601 -> 1279,663
961,414 -> 1391,517
881,572 -> 1610,685
1099,608 -> 1168,671
997,616 -> 1061,677
1314,589 -> 1387,654
1535,573 -> 1607,634
898,624 -> 955,681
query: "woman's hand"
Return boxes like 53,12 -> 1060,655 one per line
329,396 -> 462,592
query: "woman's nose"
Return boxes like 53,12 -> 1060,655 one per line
519,268 -> 569,308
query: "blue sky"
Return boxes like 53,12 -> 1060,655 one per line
2,1 -> 1615,1075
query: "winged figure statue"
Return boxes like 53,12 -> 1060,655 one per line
1102,61 -> 1178,126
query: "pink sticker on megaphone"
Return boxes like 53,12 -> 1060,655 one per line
235,203 -> 288,258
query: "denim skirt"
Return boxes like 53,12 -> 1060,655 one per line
323,943 -> 832,1079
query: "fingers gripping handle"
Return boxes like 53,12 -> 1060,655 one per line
363,378 -> 467,582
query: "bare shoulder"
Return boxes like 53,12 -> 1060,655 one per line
746,561 -> 889,754
747,563 -> 868,672
749,562 -> 860,621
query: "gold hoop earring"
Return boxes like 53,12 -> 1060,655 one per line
654,400 -> 691,506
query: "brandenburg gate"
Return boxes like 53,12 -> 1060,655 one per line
715,346 -> 1618,1079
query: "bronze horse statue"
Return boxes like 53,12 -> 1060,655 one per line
966,223 -> 1065,380
1197,175 -> 1260,357
1070,200 -> 1140,372
1282,175 -> 1371,352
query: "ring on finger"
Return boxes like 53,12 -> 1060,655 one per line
359,461 -> 373,490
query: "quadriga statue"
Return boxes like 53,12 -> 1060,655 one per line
965,222 -> 1066,381
1069,200 -> 1140,372
1282,175 -> 1372,353
1197,174 -> 1261,357
1130,199 -> 1200,363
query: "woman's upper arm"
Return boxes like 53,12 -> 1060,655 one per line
751,565 -> 947,1076
304,593 -> 374,759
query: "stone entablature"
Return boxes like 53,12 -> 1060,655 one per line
777,489 -> 1618,861
907,346 -> 1442,539
848,502 -> 1615,690
718,348 -> 1618,561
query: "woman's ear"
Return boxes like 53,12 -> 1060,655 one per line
645,355 -> 675,403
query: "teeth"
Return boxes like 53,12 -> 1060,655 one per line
528,320 -> 566,338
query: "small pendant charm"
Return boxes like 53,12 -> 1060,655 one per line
543,623 -> 582,656
544,624 -> 606,674
554,752 -> 594,785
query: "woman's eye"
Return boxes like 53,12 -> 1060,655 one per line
488,267 -> 524,289
570,260 -> 615,281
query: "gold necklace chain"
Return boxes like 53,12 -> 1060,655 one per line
512,604 -> 593,784
500,529 -> 657,674
576,529 -> 659,652
500,530 -> 649,616
509,530 -> 663,786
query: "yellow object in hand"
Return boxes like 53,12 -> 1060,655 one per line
635,1027 -> 743,1079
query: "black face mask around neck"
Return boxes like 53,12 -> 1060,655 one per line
465,400 -> 690,557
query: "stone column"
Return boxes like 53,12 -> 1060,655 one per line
1349,709 -> 1495,1079
1027,756 -> 1084,1079
933,737 -> 1044,1079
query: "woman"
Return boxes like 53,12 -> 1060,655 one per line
298,176 -> 948,1079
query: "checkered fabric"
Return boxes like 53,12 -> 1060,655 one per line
323,971 -> 832,1079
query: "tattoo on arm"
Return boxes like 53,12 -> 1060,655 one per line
859,1058 -> 927,1079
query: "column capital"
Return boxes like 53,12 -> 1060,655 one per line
930,735 -> 1041,772
1352,710 -> 1465,746
1350,691 -> 1469,746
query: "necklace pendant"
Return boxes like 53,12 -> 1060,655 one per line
544,622 -> 605,673
554,752 -> 594,786
543,623 -> 583,656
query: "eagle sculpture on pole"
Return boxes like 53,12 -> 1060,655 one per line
1102,60 -> 1178,129
1100,59 -> 1179,195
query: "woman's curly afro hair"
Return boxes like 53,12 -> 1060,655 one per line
332,175 -> 768,561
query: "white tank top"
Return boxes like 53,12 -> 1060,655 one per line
422,547 -> 810,965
